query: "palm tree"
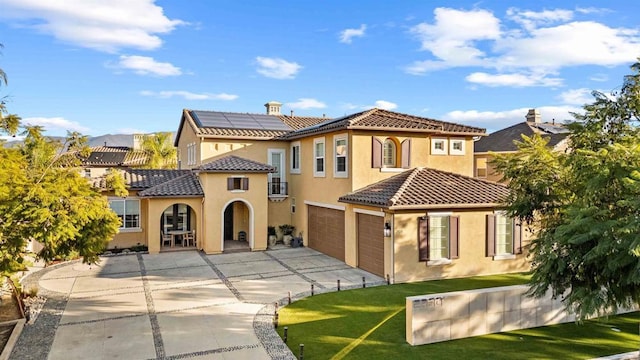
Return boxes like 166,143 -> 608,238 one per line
140,132 -> 177,169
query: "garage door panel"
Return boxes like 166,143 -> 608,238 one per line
308,205 -> 345,261
357,213 -> 384,277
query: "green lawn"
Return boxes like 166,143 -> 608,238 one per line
277,274 -> 639,359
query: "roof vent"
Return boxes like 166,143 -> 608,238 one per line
265,101 -> 282,115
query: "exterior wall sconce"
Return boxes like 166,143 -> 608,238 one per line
384,222 -> 392,237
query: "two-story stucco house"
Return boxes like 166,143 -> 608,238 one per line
98,102 -> 530,283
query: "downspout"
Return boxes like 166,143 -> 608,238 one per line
391,213 -> 395,284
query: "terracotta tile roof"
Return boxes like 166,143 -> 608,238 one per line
195,127 -> 289,138
138,173 -> 203,197
92,169 -> 193,190
338,167 -> 508,210
475,122 -> 568,153
198,155 -> 276,173
283,108 -> 486,140
278,115 -> 328,130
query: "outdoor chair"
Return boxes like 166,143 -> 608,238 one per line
161,232 -> 172,247
183,230 -> 195,247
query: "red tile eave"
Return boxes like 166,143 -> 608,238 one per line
348,125 -> 486,136
139,195 -> 203,199
194,169 -> 275,174
196,134 -> 280,140
388,203 -> 503,210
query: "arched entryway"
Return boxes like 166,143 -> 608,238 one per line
160,203 -> 196,249
221,200 -> 252,252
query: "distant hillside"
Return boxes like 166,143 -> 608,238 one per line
4,132 -> 175,148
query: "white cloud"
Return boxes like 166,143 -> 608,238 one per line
589,73 -> 609,82
22,116 -> 90,133
443,106 -> 581,131
286,98 -> 326,110
0,0 -> 185,52
116,55 -> 181,76
369,100 -> 398,110
340,102 -> 361,111
408,8 -> 501,72
466,71 -> 563,87
340,100 -> 398,111
255,57 -> 302,79
557,88 -> 594,105
507,8 -> 573,31
339,24 -> 366,44
405,7 -> 640,88
140,90 -> 238,100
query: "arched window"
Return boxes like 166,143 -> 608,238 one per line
383,139 -> 396,167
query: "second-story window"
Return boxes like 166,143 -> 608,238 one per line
450,138 -> 465,155
314,137 -> 325,177
334,134 -> 348,178
383,139 -> 396,167
291,142 -> 300,174
431,138 -> 448,155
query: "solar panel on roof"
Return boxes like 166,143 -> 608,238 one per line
194,111 -> 234,128
535,123 -> 570,134
193,111 -> 292,131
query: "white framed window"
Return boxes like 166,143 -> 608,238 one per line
418,213 -> 459,264
268,149 -> 286,196
431,138 -> 448,155
290,141 -> 301,174
476,157 -> 487,178
108,198 -> 140,230
314,137 -> 325,177
495,213 -> 514,255
383,139 -> 396,167
334,134 -> 348,178
486,211 -> 521,260
429,216 -> 449,260
187,143 -> 197,165
450,138 -> 465,155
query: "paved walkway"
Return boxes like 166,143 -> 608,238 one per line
11,248 -> 384,359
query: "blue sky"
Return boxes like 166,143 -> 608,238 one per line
0,0 -> 639,138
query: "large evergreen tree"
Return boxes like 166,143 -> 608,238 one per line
493,61 -> 640,320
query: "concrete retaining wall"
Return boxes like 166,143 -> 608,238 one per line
406,285 -> 634,346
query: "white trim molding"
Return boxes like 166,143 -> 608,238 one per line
353,208 -> 385,217
304,200 -> 345,211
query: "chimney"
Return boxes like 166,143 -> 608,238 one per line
265,101 -> 282,115
290,110 -> 294,117
526,109 -> 541,124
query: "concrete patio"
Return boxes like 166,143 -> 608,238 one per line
11,247 -> 384,359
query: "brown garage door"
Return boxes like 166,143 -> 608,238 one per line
308,205 -> 345,261
357,213 -> 385,276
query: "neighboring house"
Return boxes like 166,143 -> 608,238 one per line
98,101 -> 531,283
82,145 -> 148,178
474,109 -> 569,182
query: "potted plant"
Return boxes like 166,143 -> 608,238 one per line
267,226 -> 277,247
279,224 -> 295,246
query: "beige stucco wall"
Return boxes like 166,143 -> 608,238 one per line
426,137 -> 475,177
198,172 -> 269,253
391,209 -> 530,283
474,153 -> 506,183
106,192 -> 148,250
287,132 -> 353,248
175,118 -> 200,169
199,139 -> 289,166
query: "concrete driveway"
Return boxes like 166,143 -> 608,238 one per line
11,247 -> 384,360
